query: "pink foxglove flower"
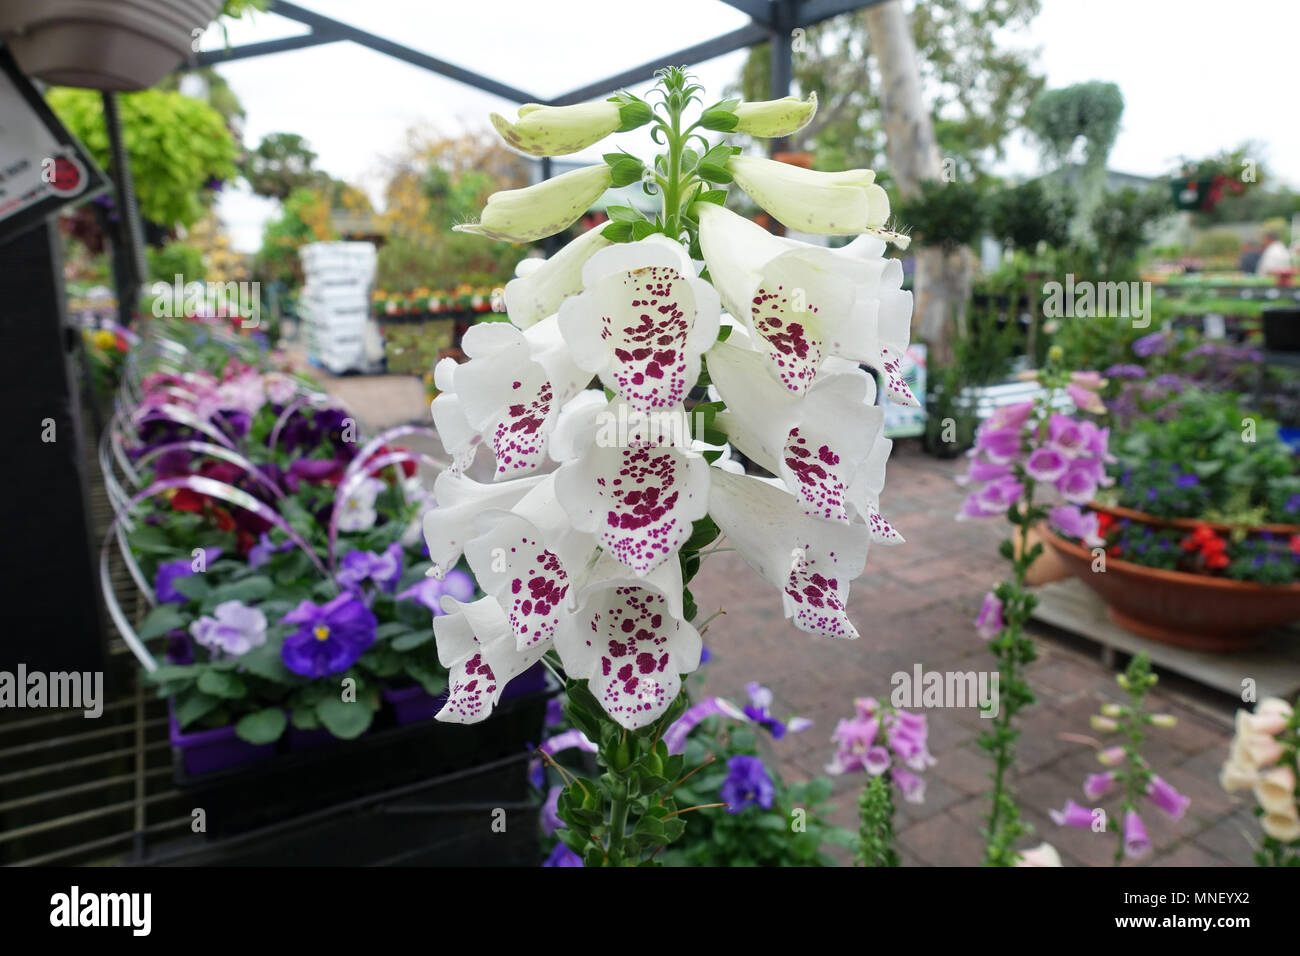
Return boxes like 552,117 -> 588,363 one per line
1123,809 -> 1151,859
975,592 -> 1003,640
1146,775 -> 1190,820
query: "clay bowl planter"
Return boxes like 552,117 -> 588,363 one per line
1038,525 -> 1300,651
0,0 -> 223,91
1090,501 -> 1300,537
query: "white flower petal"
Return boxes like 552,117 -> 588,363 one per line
554,410 -> 711,574
422,470 -> 545,577
559,236 -> 720,411
708,467 -> 870,639
555,579 -> 701,730
503,226 -> 611,328
433,595 -> 547,723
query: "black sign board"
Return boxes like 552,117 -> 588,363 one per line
0,44 -> 108,245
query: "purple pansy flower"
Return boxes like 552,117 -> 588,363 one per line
189,600 -> 267,657
248,533 -> 294,569
337,542 -> 404,594
279,593 -> 377,677
154,548 -> 223,603
719,754 -> 776,814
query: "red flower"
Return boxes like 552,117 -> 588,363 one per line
1205,552 -> 1230,570
171,488 -> 206,514
1290,535 -> 1300,556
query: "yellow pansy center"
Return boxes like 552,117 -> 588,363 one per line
313,624 -> 331,641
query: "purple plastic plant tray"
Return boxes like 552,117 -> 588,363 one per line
168,703 -> 275,777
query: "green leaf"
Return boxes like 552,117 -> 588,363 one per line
631,220 -> 658,240
316,696 -> 374,739
375,622 -> 412,641
197,668 -> 248,699
606,204 -> 643,223
236,642 -> 294,683
697,163 -> 732,184
206,576 -> 274,608
138,604 -> 189,641
174,689 -> 220,728
608,158 -> 645,188
235,707 -> 287,744
290,706 -> 320,730
169,575 -> 211,601
602,221 -> 634,243
391,630 -> 434,651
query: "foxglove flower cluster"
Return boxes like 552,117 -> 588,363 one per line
1221,696 -> 1299,843
958,388 -> 1114,537
425,74 -> 913,730
1050,655 -> 1186,862
826,697 -> 933,803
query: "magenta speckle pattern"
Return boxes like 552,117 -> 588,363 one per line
492,372 -> 553,477
784,548 -> 857,639
505,533 -> 569,648
866,503 -> 904,543
601,266 -> 691,410
591,445 -> 692,573
879,346 -> 916,405
783,426 -> 848,522
750,284 -> 822,392
585,586 -> 679,728
441,651 -> 498,722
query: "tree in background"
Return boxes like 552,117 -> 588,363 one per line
374,127 -> 529,291
735,0 -> 1042,366
254,187 -> 337,286
1024,81 -> 1124,238
243,133 -> 328,201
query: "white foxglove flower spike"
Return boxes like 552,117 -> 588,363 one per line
503,226 -> 611,328
454,165 -> 612,242
726,155 -> 905,242
708,467 -> 870,639
434,595 -> 548,723
490,102 -> 623,157
559,235 -> 720,412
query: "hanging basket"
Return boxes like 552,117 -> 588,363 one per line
0,0 -> 223,91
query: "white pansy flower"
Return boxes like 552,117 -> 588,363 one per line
336,475 -> 385,532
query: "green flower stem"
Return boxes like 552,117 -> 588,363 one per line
1114,655 -> 1155,865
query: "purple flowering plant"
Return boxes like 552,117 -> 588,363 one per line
1049,654 -> 1188,864
956,351 -> 1112,865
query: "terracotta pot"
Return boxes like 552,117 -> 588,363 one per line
1039,525 -> 1300,651
1089,501 -> 1300,537
0,0 -> 223,91
1017,523 -> 1071,586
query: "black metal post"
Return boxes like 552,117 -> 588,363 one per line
0,219 -> 107,676
102,91 -> 146,328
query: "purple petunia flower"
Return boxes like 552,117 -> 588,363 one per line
154,548 -> 223,603
279,593 -> 377,677
719,754 -> 775,814
976,591 -> 1004,640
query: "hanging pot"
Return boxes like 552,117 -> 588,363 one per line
0,0 -> 223,92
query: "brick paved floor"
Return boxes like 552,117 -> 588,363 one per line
318,367 -> 1251,867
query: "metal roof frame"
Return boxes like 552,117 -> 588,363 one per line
195,0 -> 886,104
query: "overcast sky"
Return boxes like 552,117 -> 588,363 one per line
203,0 -> 1299,252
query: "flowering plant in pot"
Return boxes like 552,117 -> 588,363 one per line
108,322 -> 467,758
426,67 -> 913,865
